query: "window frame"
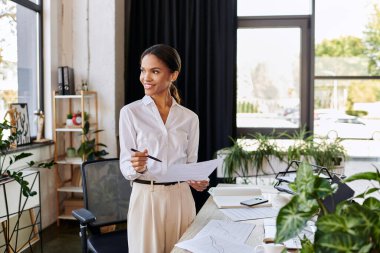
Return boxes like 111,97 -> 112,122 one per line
236,15 -> 314,137
8,0 -> 44,138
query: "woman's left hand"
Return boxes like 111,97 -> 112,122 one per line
187,179 -> 209,192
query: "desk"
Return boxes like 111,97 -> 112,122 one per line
171,186 -> 292,253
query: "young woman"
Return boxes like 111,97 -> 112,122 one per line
119,44 -> 209,253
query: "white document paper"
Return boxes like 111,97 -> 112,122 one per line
220,207 -> 279,221
194,219 -> 256,243
155,158 -> 223,183
175,219 -> 256,253
176,235 -> 254,253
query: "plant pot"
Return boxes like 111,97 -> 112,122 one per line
236,175 -> 277,185
66,147 -> 76,158
66,119 -> 74,127
329,156 -> 345,176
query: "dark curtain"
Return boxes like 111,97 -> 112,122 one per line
125,0 -> 237,211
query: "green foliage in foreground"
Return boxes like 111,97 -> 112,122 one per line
275,163 -> 380,253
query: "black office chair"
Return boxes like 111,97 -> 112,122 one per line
72,158 -> 131,253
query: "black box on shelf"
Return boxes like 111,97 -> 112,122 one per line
63,66 -> 75,95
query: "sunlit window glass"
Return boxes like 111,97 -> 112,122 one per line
238,0 -> 311,17
315,0 -> 380,142
237,28 -> 301,129
315,0 -> 380,76
0,1 -> 40,137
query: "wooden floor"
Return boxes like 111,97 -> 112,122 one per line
25,220 -> 81,253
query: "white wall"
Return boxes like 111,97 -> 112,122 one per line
52,0 -> 125,157
42,0 -> 125,227
44,0 -> 125,157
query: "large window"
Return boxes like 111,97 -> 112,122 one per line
0,0 -> 43,138
314,0 -> 380,141
237,1 -> 312,136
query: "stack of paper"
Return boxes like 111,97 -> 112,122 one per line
220,207 -> 279,222
175,219 -> 255,253
208,186 -> 272,208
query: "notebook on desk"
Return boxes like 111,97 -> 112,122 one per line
208,185 -> 272,208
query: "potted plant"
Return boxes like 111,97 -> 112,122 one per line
281,127 -> 315,166
220,132 -> 284,184
77,120 -> 109,161
0,119 -> 54,197
312,137 -> 347,175
66,113 -> 73,127
220,126 -> 348,183
275,162 -> 380,252
249,132 -> 284,176
220,137 -> 252,183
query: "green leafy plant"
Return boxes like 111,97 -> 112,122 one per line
221,128 -> 347,183
312,137 -> 347,171
280,127 -> 315,165
221,137 -> 253,182
275,162 -> 380,252
248,132 -> 284,175
221,133 -> 284,183
67,113 -> 73,119
0,119 -> 54,197
77,121 -> 108,161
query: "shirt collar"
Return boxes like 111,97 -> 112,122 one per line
142,95 -> 153,105
142,95 -> 179,108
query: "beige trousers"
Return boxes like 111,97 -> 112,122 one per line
128,182 -> 196,253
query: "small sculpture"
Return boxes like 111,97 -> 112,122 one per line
33,110 -> 49,143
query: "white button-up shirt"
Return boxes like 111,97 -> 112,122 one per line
119,95 -> 199,181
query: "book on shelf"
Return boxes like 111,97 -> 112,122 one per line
208,184 -> 272,208
63,66 -> 75,95
57,66 -> 64,95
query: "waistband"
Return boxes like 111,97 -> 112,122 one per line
133,179 -> 182,186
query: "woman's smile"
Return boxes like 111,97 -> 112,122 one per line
143,83 -> 154,89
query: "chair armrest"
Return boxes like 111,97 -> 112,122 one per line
72,208 -> 96,224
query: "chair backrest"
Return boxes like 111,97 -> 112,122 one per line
81,158 -> 131,227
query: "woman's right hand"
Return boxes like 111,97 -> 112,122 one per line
131,149 -> 148,173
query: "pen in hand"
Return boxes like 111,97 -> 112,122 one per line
130,148 -> 162,162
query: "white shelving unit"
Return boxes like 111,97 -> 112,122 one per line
53,90 -> 98,225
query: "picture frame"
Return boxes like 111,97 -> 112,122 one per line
9,103 -> 31,145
